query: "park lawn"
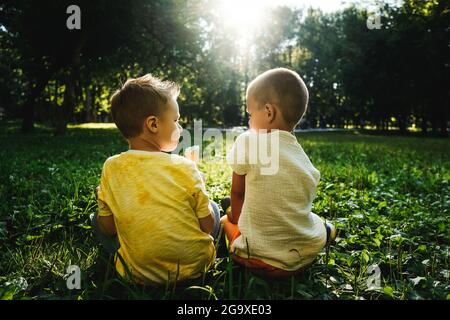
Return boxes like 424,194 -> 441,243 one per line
0,123 -> 448,300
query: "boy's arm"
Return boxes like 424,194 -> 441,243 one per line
190,166 -> 215,235
229,172 -> 245,224
97,214 -> 117,236
196,176 -> 215,235
198,212 -> 214,235
95,186 -> 117,236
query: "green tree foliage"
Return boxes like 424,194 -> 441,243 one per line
292,1 -> 449,134
0,0 -> 448,135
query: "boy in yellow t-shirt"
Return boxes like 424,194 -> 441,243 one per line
90,74 -> 220,285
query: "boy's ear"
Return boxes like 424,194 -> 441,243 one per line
265,103 -> 276,123
145,116 -> 159,133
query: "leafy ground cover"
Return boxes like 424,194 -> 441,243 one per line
0,123 -> 448,299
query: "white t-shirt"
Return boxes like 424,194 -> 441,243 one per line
226,129 -> 327,270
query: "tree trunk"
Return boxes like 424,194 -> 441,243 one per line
376,119 -> 382,131
438,98 -> 448,137
398,115 -> 407,133
21,93 -> 37,133
21,74 -> 52,133
421,114 -> 428,135
85,86 -> 92,123
439,116 -> 448,137
431,116 -> 438,134
320,116 -> 326,128
54,34 -> 85,134
55,73 -> 75,135
93,84 -> 99,123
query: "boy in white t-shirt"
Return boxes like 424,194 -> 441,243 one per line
221,68 -> 336,277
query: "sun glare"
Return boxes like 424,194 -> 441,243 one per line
212,0 -> 401,52
212,0 -> 354,49
214,0 -> 271,48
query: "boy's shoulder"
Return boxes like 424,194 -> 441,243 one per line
103,153 -> 121,166
229,130 -> 255,150
166,153 -> 198,169
232,129 -> 293,143
234,129 -> 253,140
103,151 -> 197,169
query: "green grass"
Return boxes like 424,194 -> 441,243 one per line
0,122 -> 449,300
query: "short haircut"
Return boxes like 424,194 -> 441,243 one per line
110,74 -> 180,138
247,68 -> 309,128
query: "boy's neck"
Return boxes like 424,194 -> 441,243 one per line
265,116 -> 294,133
259,123 -> 294,134
128,136 -> 161,152
269,127 -> 294,133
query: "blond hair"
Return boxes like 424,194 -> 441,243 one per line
110,74 -> 180,138
247,68 -> 309,128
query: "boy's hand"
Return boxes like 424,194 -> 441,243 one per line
198,213 -> 214,235
97,214 -> 117,236
95,186 -> 100,199
226,207 -> 234,224
184,145 -> 200,163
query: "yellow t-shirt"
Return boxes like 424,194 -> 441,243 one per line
97,150 -> 216,285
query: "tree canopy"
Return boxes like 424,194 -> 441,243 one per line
0,0 -> 448,135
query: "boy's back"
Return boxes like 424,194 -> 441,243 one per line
98,150 -> 215,284
222,68 -> 335,276
227,130 -> 326,271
